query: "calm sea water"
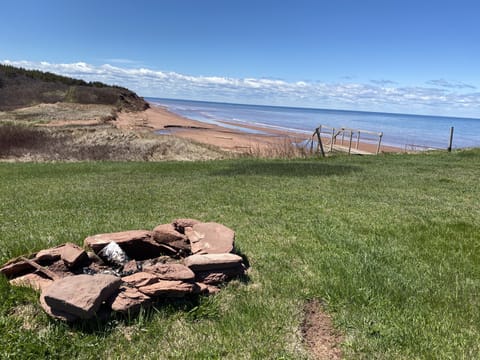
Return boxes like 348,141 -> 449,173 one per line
147,97 -> 480,149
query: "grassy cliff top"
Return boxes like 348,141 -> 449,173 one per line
0,64 -> 149,112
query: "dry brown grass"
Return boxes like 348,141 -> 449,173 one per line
0,122 -> 227,162
0,103 -> 114,124
244,137 -> 314,159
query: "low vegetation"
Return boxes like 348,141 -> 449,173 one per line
0,65 -> 149,112
1,149 -> 479,358
0,122 -> 227,162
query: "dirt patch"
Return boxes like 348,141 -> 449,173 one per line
9,304 -> 43,331
302,299 -> 343,360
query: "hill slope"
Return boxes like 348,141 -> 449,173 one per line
0,64 -> 149,112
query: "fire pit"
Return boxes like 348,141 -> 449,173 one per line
0,219 -> 247,321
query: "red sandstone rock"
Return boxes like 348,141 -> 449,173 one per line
196,282 -> 209,294
109,286 -> 151,314
152,223 -> 186,243
138,280 -> 198,298
172,218 -> 201,233
206,284 -> 221,295
36,244 -> 66,264
87,251 -> 104,264
40,292 -> 79,322
143,263 -> 195,282
61,243 -> 88,269
42,274 -> 121,319
122,260 -> 139,274
122,272 -> 159,288
186,222 -> 235,254
84,230 -> 165,260
0,259 -> 35,279
152,223 -> 190,253
194,265 -> 246,285
184,253 -> 243,272
9,272 -> 54,292
195,282 -> 221,295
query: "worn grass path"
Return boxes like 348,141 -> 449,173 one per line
1,149 -> 479,359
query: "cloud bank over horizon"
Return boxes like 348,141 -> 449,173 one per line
2,60 -> 480,118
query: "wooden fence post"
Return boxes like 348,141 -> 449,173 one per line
448,126 -> 454,152
376,133 -> 383,155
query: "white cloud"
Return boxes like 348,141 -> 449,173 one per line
2,59 -> 480,118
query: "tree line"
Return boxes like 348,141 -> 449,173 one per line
0,64 -> 111,88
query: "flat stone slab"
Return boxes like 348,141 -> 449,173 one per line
138,280 -> 198,298
109,286 -> 151,314
153,223 -> 186,243
61,243 -> 88,268
10,272 -> 54,292
36,244 -> 66,264
0,259 -> 36,279
184,253 -> 243,272
122,272 -> 159,288
42,274 -> 121,319
40,292 -> 79,322
143,263 -> 195,282
186,222 -> 235,254
84,230 -> 164,260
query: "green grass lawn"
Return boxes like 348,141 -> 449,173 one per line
1,149 -> 479,359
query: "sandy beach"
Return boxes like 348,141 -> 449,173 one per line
116,105 -> 402,155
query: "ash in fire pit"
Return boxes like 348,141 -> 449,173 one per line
0,219 -> 248,322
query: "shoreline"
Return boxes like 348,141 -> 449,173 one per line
116,104 -> 404,154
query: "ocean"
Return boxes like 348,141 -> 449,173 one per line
147,97 -> 480,150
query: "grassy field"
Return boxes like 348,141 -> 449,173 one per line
1,149 -> 479,359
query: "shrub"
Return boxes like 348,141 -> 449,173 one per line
0,123 -> 49,155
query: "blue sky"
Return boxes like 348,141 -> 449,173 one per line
1,0 -> 480,117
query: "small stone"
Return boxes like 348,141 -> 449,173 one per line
186,222 -> 235,254
196,282 -> 209,294
206,284 -> 221,295
42,274 -> 121,319
138,280 -> 198,298
61,243 -> 88,269
10,273 -> 53,292
184,253 -> 243,272
84,230 -> 165,260
122,260 -> 139,274
191,282 -> 220,295
122,272 -> 159,288
194,264 -> 246,285
143,263 -> 195,282
109,286 -> 151,314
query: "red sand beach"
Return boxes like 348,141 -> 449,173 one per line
116,105 -> 402,155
